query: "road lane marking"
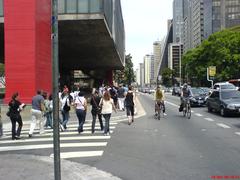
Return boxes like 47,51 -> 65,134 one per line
0,136 -> 111,144
195,113 -> 203,117
204,118 -> 214,122
0,142 -> 107,152
50,151 -> 104,159
165,101 -> 179,107
217,123 -> 231,129
235,132 -> 240,136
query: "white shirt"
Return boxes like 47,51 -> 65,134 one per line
60,96 -> 70,111
75,96 -> 86,110
100,98 -> 114,114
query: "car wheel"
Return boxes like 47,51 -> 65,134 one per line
220,107 -> 226,117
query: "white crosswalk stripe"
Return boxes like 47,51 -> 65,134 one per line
0,121 -> 117,159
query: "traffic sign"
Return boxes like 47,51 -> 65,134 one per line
209,66 -> 216,77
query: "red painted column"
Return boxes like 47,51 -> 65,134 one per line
4,0 -> 52,103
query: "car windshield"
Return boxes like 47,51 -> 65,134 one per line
191,88 -> 204,96
221,91 -> 240,99
221,84 -> 236,90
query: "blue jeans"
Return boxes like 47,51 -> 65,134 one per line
61,110 -> 69,129
92,113 -> 103,133
102,113 -> 111,134
76,109 -> 86,133
45,112 -> 53,128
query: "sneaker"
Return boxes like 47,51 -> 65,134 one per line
28,134 -> 32,138
163,113 -> 167,116
106,132 -> 110,136
60,124 -> 64,132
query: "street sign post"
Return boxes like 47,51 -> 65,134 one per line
52,0 -> 61,179
207,66 -> 216,89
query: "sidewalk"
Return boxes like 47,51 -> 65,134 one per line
0,154 -> 121,180
0,96 -> 145,180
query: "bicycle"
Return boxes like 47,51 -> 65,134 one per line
183,98 -> 191,119
155,101 -> 163,120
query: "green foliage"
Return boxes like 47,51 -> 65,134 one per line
182,26 -> 240,86
161,68 -> 174,87
114,54 -> 135,85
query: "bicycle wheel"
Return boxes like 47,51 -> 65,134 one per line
157,107 -> 161,120
183,106 -> 186,117
186,104 -> 191,119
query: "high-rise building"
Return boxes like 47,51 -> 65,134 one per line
191,0 -> 204,48
183,0 -> 192,52
173,0 -> 185,43
140,63 -> 144,87
135,68 -> 141,86
204,0 -> 240,39
168,43 -> 183,83
144,54 -> 153,85
153,41 -> 162,81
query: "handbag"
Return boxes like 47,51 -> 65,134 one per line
6,110 -> 10,117
92,96 -> 102,114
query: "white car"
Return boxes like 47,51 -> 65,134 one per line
213,82 -> 237,91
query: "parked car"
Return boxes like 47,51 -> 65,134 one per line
189,87 -> 207,106
206,90 -> 240,116
213,82 -> 237,91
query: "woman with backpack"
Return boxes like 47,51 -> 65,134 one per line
90,90 -> 103,133
60,88 -> 71,131
125,86 -> 136,125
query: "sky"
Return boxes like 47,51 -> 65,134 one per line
121,0 -> 173,69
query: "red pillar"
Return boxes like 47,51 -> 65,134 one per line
4,0 -> 52,103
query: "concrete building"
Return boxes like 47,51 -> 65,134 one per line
0,0 -> 125,102
191,0 -> 204,48
183,0 -> 192,52
168,43 -> 183,83
143,55 -> 153,86
135,68 -> 141,86
153,41 -> 162,82
173,0 -> 184,43
156,20 -> 173,81
204,0 -> 240,39
139,63 -> 144,87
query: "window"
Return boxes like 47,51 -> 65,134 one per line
66,0 -> 77,13
78,0 -> 88,13
90,0 -> 102,13
58,0 -> 65,14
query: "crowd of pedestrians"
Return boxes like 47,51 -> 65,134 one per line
0,83 -> 137,140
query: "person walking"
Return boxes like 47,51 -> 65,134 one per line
90,90 -> 103,133
8,92 -> 25,140
60,89 -> 72,131
74,92 -> 87,134
28,90 -> 45,137
117,84 -> 126,111
100,91 -> 116,135
125,86 -> 136,125
44,93 -> 53,129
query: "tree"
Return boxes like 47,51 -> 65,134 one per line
114,54 -> 135,85
182,26 -> 240,86
161,68 -> 174,87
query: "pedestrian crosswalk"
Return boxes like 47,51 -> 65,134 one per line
0,116 -> 128,159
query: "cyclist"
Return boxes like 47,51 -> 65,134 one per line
179,83 -> 191,112
154,86 -> 166,116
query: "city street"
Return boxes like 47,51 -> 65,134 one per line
1,93 -> 240,180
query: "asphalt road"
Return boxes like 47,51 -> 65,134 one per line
93,93 -> 240,180
1,93 -> 240,180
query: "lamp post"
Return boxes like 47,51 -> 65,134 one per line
52,0 -> 61,179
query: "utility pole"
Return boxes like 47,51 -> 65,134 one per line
52,0 -> 61,179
